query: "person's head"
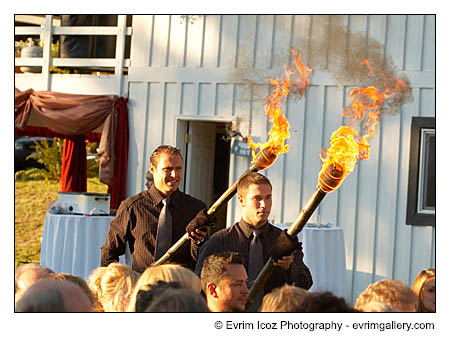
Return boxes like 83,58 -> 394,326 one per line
135,281 -> 182,312
149,145 -> 183,196
87,266 -> 107,312
145,287 -> 210,312
49,273 -> 96,311
412,268 -> 435,312
126,264 -> 201,312
145,170 -> 154,189
87,263 -> 139,312
15,278 -> 92,312
15,263 -> 54,305
259,284 -> 309,312
298,291 -> 357,312
200,252 -> 250,312
237,173 -> 272,228
354,279 -> 419,312
356,301 -> 395,312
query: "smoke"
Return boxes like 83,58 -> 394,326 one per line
302,16 -> 413,117
228,15 -> 413,117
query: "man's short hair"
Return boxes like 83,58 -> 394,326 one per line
354,279 -> 419,312
15,278 -> 91,312
49,273 -> 97,309
150,145 -> 183,167
200,252 -> 244,293
237,172 -> 272,198
16,285 -> 65,312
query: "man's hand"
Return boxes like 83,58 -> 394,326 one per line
273,253 -> 295,271
189,226 -> 209,244
270,230 -> 303,264
185,209 -> 216,244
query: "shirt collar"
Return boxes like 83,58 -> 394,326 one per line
148,184 -> 181,208
238,218 -> 270,239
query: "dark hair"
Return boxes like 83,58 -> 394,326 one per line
16,287 -> 65,312
135,281 -> 182,312
297,291 -> 357,313
50,273 -> 96,308
150,145 -> 182,167
237,172 -> 272,197
145,288 -> 210,312
200,252 -> 244,293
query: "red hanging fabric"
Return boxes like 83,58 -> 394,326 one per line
60,135 -> 87,193
15,88 -> 129,206
14,88 -> 117,187
15,126 -> 102,143
108,97 -> 129,209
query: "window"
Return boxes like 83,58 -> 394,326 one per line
406,117 -> 436,226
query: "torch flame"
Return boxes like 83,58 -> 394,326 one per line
318,60 -> 410,192
248,48 -> 312,162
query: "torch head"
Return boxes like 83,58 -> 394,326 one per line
253,147 -> 278,171
318,162 -> 346,193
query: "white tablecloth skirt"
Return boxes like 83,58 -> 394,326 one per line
40,213 -> 129,280
276,224 -> 347,298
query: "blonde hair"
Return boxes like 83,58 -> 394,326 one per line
356,301 -> 395,312
87,266 -> 107,312
87,263 -> 139,312
412,268 -> 435,312
355,279 -> 419,312
126,264 -> 201,312
259,284 -> 309,312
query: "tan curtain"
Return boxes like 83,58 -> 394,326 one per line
14,87 -> 118,186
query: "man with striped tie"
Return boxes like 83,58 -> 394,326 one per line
101,145 -> 214,272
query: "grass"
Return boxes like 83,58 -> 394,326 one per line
14,177 -> 108,268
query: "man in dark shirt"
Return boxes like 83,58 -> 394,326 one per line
195,172 -> 313,303
101,145 -> 210,272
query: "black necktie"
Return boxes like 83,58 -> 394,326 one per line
154,197 -> 172,260
248,229 -> 264,312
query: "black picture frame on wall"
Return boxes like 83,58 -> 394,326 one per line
406,117 -> 435,226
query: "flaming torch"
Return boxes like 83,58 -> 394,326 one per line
153,48 -> 312,266
246,60 -> 411,309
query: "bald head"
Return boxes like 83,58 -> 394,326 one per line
16,278 -> 92,312
15,263 -> 54,293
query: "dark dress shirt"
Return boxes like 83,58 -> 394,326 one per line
195,219 -> 313,295
101,184 -> 206,272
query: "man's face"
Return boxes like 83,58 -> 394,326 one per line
239,183 -> 272,228
149,153 -> 183,196
214,264 -> 249,312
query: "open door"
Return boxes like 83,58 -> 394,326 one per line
184,121 -> 217,206
178,119 -> 231,230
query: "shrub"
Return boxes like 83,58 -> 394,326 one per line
15,137 -> 62,181
14,138 -> 101,181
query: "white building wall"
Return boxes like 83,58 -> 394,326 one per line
127,14 -> 435,303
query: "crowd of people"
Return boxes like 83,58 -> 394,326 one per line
14,261 -> 435,313
14,144 -> 435,313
